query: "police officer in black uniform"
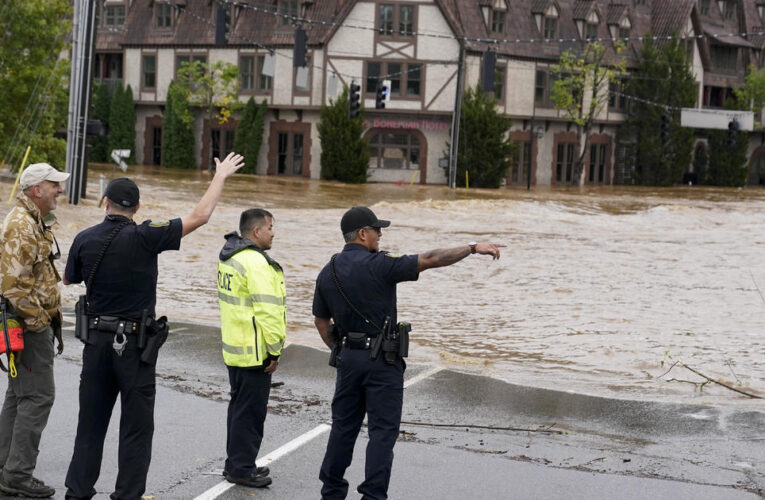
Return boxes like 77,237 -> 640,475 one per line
62,153 -> 244,500
313,206 -> 503,500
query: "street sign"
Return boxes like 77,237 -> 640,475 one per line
111,149 -> 130,172
680,108 -> 754,131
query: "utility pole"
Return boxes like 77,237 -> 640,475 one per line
527,117 -> 534,190
448,37 -> 466,189
65,0 -> 97,205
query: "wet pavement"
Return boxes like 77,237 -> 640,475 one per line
0,316 -> 761,499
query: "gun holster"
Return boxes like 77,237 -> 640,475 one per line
139,315 -> 169,365
328,324 -> 340,367
74,295 -> 90,344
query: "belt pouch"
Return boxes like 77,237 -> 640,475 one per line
347,332 -> 368,349
74,295 -> 90,344
397,322 -> 410,358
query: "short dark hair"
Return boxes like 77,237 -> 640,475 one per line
239,208 -> 274,236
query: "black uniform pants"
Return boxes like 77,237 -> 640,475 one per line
65,330 -> 155,500
319,347 -> 404,500
224,365 -> 272,478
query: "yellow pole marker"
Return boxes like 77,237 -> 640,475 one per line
409,171 -> 418,185
465,170 -> 469,189
8,145 -> 32,204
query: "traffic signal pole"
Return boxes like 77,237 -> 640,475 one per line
448,37 -> 466,189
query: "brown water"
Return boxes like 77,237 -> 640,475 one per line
3,165 -> 764,406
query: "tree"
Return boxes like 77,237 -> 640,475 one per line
176,60 -> 241,125
734,65 -> 765,120
624,37 -> 696,186
162,80 -> 195,168
0,0 -> 71,168
450,85 -> 516,188
89,82 -> 111,162
233,97 -> 257,159
245,100 -> 268,174
317,86 -> 369,183
552,42 -> 627,186
108,83 -> 136,163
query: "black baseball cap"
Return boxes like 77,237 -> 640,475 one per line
341,206 -> 391,234
104,177 -> 139,208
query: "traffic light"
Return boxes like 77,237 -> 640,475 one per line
728,119 -> 739,148
481,50 -> 496,93
294,28 -> 307,67
660,113 -> 670,143
348,82 -> 361,119
375,82 -> 388,109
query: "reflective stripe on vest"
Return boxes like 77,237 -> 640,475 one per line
222,343 -> 255,355
250,293 -> 285,306
222,257 -> 247,278
218,291 -> 253,308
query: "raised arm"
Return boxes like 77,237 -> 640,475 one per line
181,152 -> 245,237
417,243 -> 504,272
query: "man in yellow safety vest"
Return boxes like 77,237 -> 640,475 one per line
217,208 -> 285,489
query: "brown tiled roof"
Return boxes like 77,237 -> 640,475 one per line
650,0 -> 694,37
573,1 -> 595,20
606,4 -> 628,25
531,0 -> 552,14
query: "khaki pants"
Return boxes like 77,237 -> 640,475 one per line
0,327 -> 55,483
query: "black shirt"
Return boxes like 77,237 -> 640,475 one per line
65,215 -> 182,320
312,243 -> 419,336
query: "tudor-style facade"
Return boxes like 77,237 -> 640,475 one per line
92,0 -> 765,186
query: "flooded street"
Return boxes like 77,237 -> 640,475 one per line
2,165 -> 764,406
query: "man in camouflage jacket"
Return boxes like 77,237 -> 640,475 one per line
0,163 -> 68,498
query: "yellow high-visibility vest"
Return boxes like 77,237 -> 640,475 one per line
218,248 -> 286,367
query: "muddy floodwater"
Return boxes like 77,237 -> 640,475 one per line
2,165 -> 764,406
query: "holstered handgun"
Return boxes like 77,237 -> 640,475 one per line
140,315 -> 169,365
328,324 -> 340,367
74,295 -> 90,344
370,316 -> 389,361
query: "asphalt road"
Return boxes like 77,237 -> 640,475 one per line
0,317 -> 762,499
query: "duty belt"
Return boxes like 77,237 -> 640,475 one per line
343,332 -> 376,350
88,316 -> 139,335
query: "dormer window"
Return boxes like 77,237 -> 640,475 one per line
543,5 -> 559,39
701,0 -> 710,15
718,0 -> 735,19
491,8 -> 506,34
585,11 -> 599,41
279,0 -> 299,26
104,3 -> 125,26
619,18 -> 631,40
758,1 -> 765,20
155,2 -> 172,28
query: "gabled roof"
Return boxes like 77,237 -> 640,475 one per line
606,4 -> 629,25
573,1 -> 596,21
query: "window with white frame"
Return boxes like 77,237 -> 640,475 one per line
378,4 -> 415,37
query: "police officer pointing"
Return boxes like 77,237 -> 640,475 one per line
62,153 -> 244,500
313,206 -> 503,500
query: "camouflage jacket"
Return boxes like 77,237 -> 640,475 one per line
0,193 -> 62,331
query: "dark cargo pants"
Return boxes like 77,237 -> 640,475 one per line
65,329 -> 155,500
320,347 -> 404,500
0,327 -> 56,483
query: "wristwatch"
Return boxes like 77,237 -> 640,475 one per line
468,241 -> 477,254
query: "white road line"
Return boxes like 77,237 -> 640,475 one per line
192,424 -> 331,500
170,327 -> 190,333
193,364 -> 442,500
404,366 -> 443,388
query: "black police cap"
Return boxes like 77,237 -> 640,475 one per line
104,177 -> 139,208
340,206 -> 391,234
